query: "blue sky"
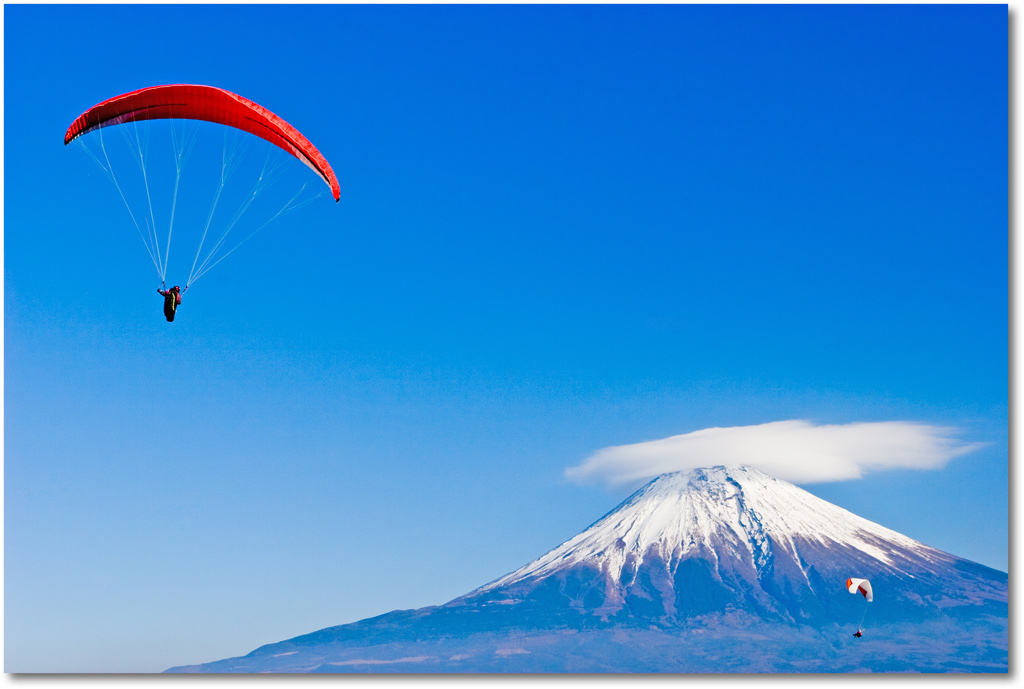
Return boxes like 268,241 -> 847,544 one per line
4,3 -> 1007,674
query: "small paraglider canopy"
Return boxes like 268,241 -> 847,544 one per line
846,577 -> 873,602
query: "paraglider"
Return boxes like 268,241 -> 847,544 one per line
846,577 -> 873,637
65,84 -> 339,320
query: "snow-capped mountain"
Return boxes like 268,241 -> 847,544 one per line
167,466 -> 1008,673
459,466 -> 1005,629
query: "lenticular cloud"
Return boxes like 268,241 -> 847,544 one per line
565,420 -> 984,487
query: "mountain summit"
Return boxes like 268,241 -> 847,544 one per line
167,466 -> 1007,673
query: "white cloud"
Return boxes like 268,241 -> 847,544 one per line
565,420 -> 985,487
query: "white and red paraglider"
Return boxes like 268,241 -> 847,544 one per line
846,577 -> 873,637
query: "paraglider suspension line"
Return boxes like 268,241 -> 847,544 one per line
163,121 -> 200,286
91,128 -> 163,281
187,131 -> 247,287
187,147 -> 314,287
187,177 -> 321,286
122,119 -> 164,282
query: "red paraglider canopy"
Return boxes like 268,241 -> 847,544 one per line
64,84 -> 340,202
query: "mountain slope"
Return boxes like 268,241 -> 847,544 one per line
166,466 -> 1008,673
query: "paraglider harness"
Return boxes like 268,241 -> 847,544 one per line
158,283 -> 184,322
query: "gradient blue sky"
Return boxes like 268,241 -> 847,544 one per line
4,3 -> 1007,674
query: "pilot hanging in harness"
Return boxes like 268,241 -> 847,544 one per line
157,285 -> 182,322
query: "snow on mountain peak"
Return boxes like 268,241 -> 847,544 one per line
476,465 -> 944,594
